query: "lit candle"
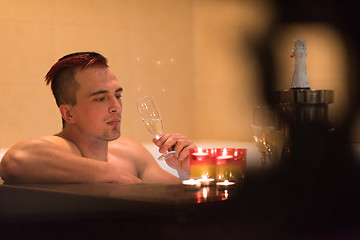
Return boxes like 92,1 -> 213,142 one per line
216,148 -> 233,180
191,148 -> 209,160
182,179 -> 201,190
197,175 -> 215,186
190,148 -> 216,179
216,180 -> 235,190
216,148 -> 232,161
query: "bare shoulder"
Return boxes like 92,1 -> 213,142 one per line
8,135 -> 81,156
40,135 -> 82,155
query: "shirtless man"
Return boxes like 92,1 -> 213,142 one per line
0,52 -> 196,183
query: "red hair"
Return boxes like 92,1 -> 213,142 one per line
45,52 -> 108,107
45,52 -> 108,88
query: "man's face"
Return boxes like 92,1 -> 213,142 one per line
70,66 -> 123,142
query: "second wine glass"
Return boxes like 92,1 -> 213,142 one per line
136,96 -> 176,160
252,105 -> 285,169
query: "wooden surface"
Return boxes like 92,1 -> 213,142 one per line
0,181 -> 241,223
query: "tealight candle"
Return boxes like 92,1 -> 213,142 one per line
190,148 -> 216,179
197,176 -> 215,186
216,180 -> 235,190
182,179 -> 201,190
216,148 -> 233,180
191,148 -> 209,160
216,148 -> 232,161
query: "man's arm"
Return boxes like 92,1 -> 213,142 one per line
0,137 -> 141,184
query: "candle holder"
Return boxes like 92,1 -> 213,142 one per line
190,148 -> 216,179
214,148 -> 246,181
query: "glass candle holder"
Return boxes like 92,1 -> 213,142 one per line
190,148 -> 216,179
214,148 -> 246,180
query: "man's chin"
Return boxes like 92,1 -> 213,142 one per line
107,132 -> 121,142
102,129 -> 121,142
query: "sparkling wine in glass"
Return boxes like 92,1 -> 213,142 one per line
252,105 -> 285,169
136,96 -> 176,160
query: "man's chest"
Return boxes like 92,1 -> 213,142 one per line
107,152 -> 139,177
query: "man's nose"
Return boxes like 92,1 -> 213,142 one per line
110,97 -> 121,113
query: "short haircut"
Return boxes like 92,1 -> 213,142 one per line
45,52 -> 108,127
45,52 -> 108,107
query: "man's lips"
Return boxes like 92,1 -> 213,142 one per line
107,118 -> 121,126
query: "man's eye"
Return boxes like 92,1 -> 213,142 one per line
116,94 -> 122,99
95,97 -> 105,102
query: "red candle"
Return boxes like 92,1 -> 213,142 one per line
215,148 -> 247,180
215,148 -> 233,180
190,148 -> 216,179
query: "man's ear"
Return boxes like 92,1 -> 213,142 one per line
59,105 -> 75,124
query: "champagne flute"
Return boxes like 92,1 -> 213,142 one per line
252,105 -> 285,169
136,96 -> 176,160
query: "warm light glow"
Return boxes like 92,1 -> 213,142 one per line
216,180 -> 235,187
182,179 -> 200,186
183,179 -> 196,184
183,179 -> 201,190
156,60 -> 161,65
222,148 -> 227,157
198,175 -> 215,186
202,187 -> 208,200
224,190 -> 229,199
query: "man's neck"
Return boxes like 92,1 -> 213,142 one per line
57,128 -> 109,161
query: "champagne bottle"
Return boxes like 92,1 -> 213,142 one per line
290,38 -> 310,89
274,38 -> 334,162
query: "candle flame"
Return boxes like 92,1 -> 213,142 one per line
222,148 -> 227,157
198,148 -> 203,154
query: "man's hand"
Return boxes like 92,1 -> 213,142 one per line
152,133 -> 197,181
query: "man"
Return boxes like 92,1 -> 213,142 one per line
0,52 -> 196,183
